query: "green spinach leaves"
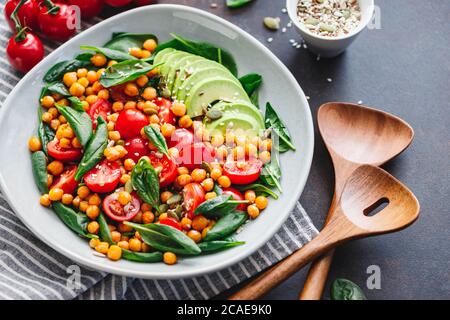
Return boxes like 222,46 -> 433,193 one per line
130,159 -> 160,211
331,278 -> 367,300
56,97 -> 93,147
144,125 -> 169,156
99,60 -> 160,88
265,102 -> 295,152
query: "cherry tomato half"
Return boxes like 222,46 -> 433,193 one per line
4,0 -> 40,31
124,137 -> 149,162
167,128 -> 194,151
104,0 -> 132,7
153,98 -> 176,125
115,109 -> 149,140
158,218 -> 182,231
88,98 -> 111,129
84,160 -> 121,193
178,142 -> 215,170
51,165 -> 78,194
102,188 -> 141,222
149,152 -> 177,187
38,3 -> 77,41
47,139 -> 82,162
67,0 -> 103,18
6,32 -> 44,73
222,187 -> 247,211
223,159 -> 263,185
183,182 -> 205,219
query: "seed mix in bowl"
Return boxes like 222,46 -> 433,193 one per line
297,0 -> 361,37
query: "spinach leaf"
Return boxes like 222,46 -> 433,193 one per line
236,183 -> 279,199
130,159 -> 160,211
52,202 -> 97,239
265,102 -> 296,152
203,210 -> 248,241
80,45 -> 136,61
125,222 -> 201,255
37,108 -> 55,157
239,73 -> 262,107
44,59 -> 91,83
104,33 -> 158,53
260,151 -> 282,192
75,52 -> 94,62
98,212 -> 114,245
194,195 -> 248,219
331,279 -> 367,300
198,239 -> 245,254
74,117 -> 108,181
40,82 -> 70,99
214,184 -> 223,195
122,250 -> 163,263
156,33 -> 238,76
144,125 -> 169,156
31,151 -> 49,194
56,98 -> 93,147
226,0 -> 254,8
99,60 -> 160,88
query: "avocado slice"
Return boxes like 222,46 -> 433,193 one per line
210,100 -> 264,127
185,77 -> 250,117
176,67 -> 240,102
166,55 -> 203,94
160,51 -> 190,80
205,109 -> 264,137
153,48 -> 176,66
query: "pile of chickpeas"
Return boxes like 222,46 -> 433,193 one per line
29,38 -> 272,265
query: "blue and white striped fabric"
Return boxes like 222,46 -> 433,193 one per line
0,2 -> 318,300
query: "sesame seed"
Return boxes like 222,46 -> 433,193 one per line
267,37 -> 273,43
327,78 -> 333,82
282,8 -> 287,13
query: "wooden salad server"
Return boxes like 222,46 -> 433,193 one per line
229,164 -> 420,300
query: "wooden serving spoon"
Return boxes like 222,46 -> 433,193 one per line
299,102 -> 414,300
229,165 -> 420,300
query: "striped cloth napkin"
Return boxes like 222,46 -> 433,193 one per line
0,3 -> 318,300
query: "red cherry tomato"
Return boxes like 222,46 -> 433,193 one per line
223,159 -> 263,185
158,218 -> 182,231
51,165 -> 78,194
6,32 -> 44,73
102,188 -> 141,222
124,137 -> 149,162
88,98 -> 111,129
115,109 -> 149,140
153,98 -> 176,125
108,84 -> 129,103
47,139 -> 82,162
104,0 -> 131,7
222,187 -> 247,211
183,182 -> 205,219
84,160 -> 121,193
4,0 -> 40,31
66,0 -> 103,18
134,0 -> 154,6
178,142 -> 215,170
38,2 -> 77,41
149,153 -> 178,187
167,128 -> 194,151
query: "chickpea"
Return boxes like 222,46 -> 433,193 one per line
129,47 -> 143,58
129,238 -> 142,252
163,252 -> 177,265
48,188 -> 64,201
86,94 -> 98,105
160,123 -> 175,138
69,82 -> 85,97
59,138 -> 71,149
192,215 -> 209,231
178,115 -> 193,128
149,114 -> 160,124
91,53 -> 107,67
255,196 -> 268,210
191,169 -> 207,183
244,190 -> 256,204
77,77 -> 90,88
201,227 -> 210,239
142,211 -> 155,224
136,75 -> 149,87
77,68 -> 88,78
107,245 -> 122,261
141,203 -> 152,212
204,192 -> 217,200
88,193 -> 101,206
95,242 -> 109,254
86,205 -> 100,219
171,101 -> 187,117
141,87 -> 157,100
117,241 -> 129,250
39,194 -> 51,207
211,134 -> 225,147
111,231 -> 122,243
201,178 -> 214,192
160,191 -> 174,203
28,136 -> 42,152
47,161 -> 64,176
108,130 -> 121,141
61,194 -> 73,205
63,72 -> 77,87
79,201 -> 89,212
143,39 -> 158,52
210,167 -> 222,180
187,230 -> 202,243
41,112 -> 53,123
47,174 -> 53,188
168,147 -> 179,158
40,95 -> 55,108
124,83 -> 139,97
177,167 -> 189,175
89,238 -> 100,248
118,191 -> 132,206
124,158 -> 135,171
120,174 -> 131,184
247,204 -> 260,219
87,221 -> 100,234
77,186 -> 90,199
176,174 -> 192,187
259,151 -> 271,164
112,101 -> 124,113
118,222 -> 133,233
87,70 -> 98,83
181,217 -> 192,230
97,89 -> 109,100
260,139 -> 272,151
218,175 -> 231,188
72,196 -> 81,208
158,213 -> 168,221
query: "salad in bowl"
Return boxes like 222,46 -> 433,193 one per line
27,33 -> 296,265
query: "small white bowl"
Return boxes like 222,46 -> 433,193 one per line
287,0 -> 375,58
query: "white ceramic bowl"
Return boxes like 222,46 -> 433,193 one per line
0,5 -> 314,279
287,0 -> 375,58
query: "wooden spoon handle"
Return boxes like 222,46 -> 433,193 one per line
298,250 -> 335,300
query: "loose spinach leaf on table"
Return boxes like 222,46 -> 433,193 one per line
226,0 -> 254,9
56,97 -> 93,147
31,151 -> 49,194
144,125 -> 169,156
74,117 -> 108,181
52,202 -> 97,239
122,250 -> 163,263
44,59 -> 91,83
198,239 -> 245,254
236,183 -> 279,199
40,82 -> 70,100
130,159 -> 160,211
155,33 -> 238,76
104,33 -> 158,53
265,102 -> 296,152
203,210 -> 248,241
331,278 -> 367,300
99,60 -> 161,88
37,108 -> 55,156
239,73 -> 262,107
194,195 -> 248,219
260,150 -> 282,192
80,45 -> 136,61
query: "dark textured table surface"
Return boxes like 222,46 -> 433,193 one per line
110,0 -> 448,300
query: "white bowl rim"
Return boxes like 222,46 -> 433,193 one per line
0,4 -> 314,279
286,0 -> 375,41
